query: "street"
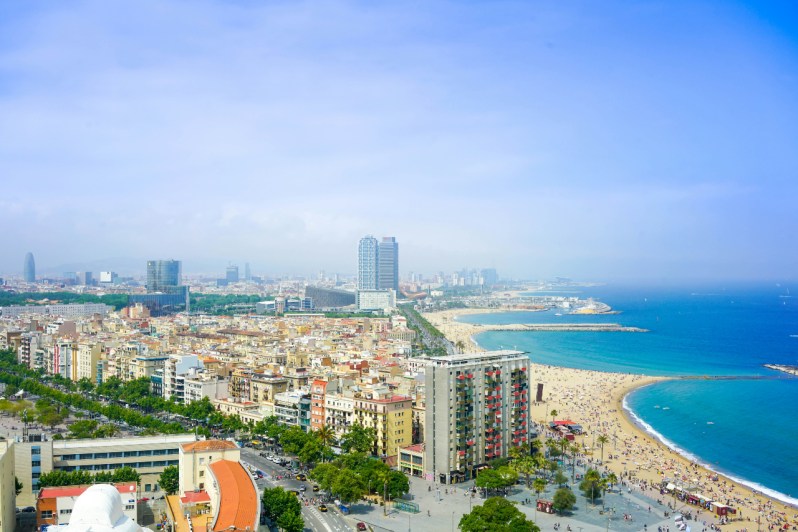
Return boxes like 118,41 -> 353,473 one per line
241,447 -> 356,532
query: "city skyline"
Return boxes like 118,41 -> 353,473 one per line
2,2 -> 798,282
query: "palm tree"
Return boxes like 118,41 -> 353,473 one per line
550,409 -> 558,422
604,472 -> 618,493
533,477 -> 547,521
569,442 -> 581,482
530,438 -> 542,456
596,434 -> 610,463
583,469 -> 602,506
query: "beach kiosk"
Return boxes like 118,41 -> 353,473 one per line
710,502 -> 736,516
537,500 -> 555,514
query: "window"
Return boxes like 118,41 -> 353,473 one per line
61,454 -> 76,460
145,484 -> 152,492
125,505 -> 134,511
41,510 -> 53,519
60,509 -> 73,515
31,447 -> 41,456
110,452 -> 123,458
199,470 -> 205,477
199,458 -> 205,465
94,453 -> 108,459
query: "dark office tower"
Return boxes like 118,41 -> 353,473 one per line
378,237 -> 399,292
358,235 -> 379,290
244,262 -> 251,281
23,252 -> 36,282
146,260 -> 182,291
226,265 -> 239,283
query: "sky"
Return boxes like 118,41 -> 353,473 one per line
2,0 -> 797,282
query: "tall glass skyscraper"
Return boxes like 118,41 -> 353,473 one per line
358,235 -> 399,292
23,252 -> 35,282
358,236 -> 379,290
146,260 -> 182,291
378,237 -> 399,292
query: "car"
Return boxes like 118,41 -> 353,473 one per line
296,474 -> 306,481
299,485 -> 307,492
288,490 -> 300,496
357,523 -> 368,531
312,485 -> 320,492
137,497 -> 150,503
22,507 -> 35,513
319,504 -> 328,512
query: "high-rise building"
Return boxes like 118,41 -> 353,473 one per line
146,260 -> 181,291
23,252 -> 36,282
378,237 -> 399,291
358,235 -> 379,290
76,271 -> 93,286
226,264 -> 239,283
424,350 -> 531,484
244,262 -> 251,281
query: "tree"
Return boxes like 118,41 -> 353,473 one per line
298,436 -> 323,465
384,470 -> 410,500
330,469 -> 366,504
569,442 -> 581,482
532,478 -> 546,501
553,469 -> 568,488
159,466 -> 179,495
280,426 -> 310,455
15,476 -> 23,495
532,477 -> 546,521
310,463 -> 339,492
579,469 -> 602,506
596,434 -> 610,462
316,425 -> 336,451
277,509 -> 304,532
459,497 -> 539,532
512,455 -> 536,487
262,487 -> 302,524
496,465 -> 519,488
475,469 -> 505,493
340,423 -> 377,455
550,409 -> 558,422
552,488 -> 576,515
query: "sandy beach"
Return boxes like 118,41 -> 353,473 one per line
425,308 -> 798,530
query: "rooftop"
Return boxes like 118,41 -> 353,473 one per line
209,460 -> 259,531
182,440 -> 238,453
425,350 -> 526,365
38,482 -> 137,500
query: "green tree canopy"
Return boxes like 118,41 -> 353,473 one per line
330,469 -> 366,504
159,466 -> 179,495
340,423 -> 377,455
552,488 -> 576,514
262,487 -> 302,524
459,497 -> 540,532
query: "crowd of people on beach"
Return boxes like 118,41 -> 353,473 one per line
426,311 -> 798,532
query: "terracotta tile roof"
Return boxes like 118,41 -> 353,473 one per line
209,460 -> 258,531
182,440 -> 238,453
38,482 -> 137,500
180,490 -> 211,504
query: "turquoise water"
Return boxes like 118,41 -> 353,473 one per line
464,283 -> 798,505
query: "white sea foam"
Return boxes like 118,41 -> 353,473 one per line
624,389 -> 798,509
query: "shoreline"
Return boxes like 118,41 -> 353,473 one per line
424,308 -> 798,529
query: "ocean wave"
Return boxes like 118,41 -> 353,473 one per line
624,390 -> 798,508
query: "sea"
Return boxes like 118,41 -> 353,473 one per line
459,283 -> 798,507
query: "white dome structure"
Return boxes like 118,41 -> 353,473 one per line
48,484 -> 152,532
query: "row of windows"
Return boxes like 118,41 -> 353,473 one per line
58,448 -> 178,460
61,460 -> 178,471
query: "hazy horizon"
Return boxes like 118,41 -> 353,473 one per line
3,1 -> 797,283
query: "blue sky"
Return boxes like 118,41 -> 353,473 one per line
1,1 -> 797,281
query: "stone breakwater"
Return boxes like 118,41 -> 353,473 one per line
465,322 -> 648,333
764,364 -> 798,377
